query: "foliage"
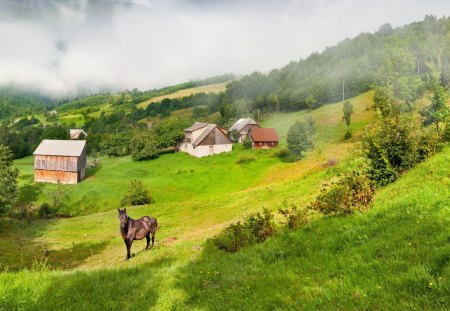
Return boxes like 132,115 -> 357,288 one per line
278,203 -> 309,229
100,134 -> 131,158
287,120 -> 314,159
242,139 -> 253,149
130,130 -> 159,161
235,154 -> 256,165
46,182 -> 69,210
342,101 -> 354,139
420,65 -> 450,130
212,208 -> 276,252
362,115 -> 439,186
0,145 -> 18,215
121,179 -> 152,206
37,203 -> 57,219
152,118 -> 188,149
311,170 -> 375,216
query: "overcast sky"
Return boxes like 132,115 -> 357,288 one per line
0,0 -> 449,96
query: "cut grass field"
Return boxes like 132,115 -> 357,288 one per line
3,91 -> 449,309
137,82 -> 228,109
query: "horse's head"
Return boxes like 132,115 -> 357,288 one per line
118,208 -> 129,230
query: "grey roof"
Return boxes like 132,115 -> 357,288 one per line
192,124 -> 216,146
229,118 -> 258,133
185,122 -> 209,132
34,140 -> 86,157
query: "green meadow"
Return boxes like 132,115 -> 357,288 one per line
1,91 -> 449,310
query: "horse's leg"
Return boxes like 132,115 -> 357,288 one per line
145,234 -> 150,250
151,231 -> 155,247
124,239 -> 131,260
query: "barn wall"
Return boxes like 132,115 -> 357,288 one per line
34,170 -> 79,184
252,141 -> 278,149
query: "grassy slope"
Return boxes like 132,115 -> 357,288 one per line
1,145 -> 449,310
136,82 -> 228,109
7,91 -> 435,309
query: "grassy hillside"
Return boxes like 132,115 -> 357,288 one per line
137,82 -> 228,109
6,90 -> 449,309
1,139 -> 449,310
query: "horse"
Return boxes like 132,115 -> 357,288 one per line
118,208 -> 158,260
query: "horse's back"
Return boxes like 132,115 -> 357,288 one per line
141,216 -> 158,231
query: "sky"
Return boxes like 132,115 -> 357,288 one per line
0,0 -> 449,97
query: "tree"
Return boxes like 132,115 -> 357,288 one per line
121,179 -> 152,206
0,145 -> 18,215
342,101 -> 354,139
130,130 -> 159,161
287,120 -> 314,160
420,65 -> 449,130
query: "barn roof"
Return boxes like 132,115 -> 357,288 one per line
184,122 -> 209,132
250,128 -> 279,142
34,140 -> 86,157
229,118 -> 259,133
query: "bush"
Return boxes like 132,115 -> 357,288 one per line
236,154 -> 256,165
344,129 -> 352,140
243,139 -> 253,149
311,171 -> 375,216
38,203 -> 57,218
121,179 -> 152,206
211,208 -> 276,252
278,203 -> 309,229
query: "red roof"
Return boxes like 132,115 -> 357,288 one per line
250,128 -> 279,142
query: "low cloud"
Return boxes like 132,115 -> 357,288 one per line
0,0 -> 449,96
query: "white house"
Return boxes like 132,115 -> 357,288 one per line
178,122 -> 233,158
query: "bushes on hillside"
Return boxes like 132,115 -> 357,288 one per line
212,208 -> 276,252
278,203 -> 309,229
121,179 -> 153,206
236,154 -> 256,165
311,171 -> 375,216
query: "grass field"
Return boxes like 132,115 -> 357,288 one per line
4,91 -> 449,309
137,82 -> 228,109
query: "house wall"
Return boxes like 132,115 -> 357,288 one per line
252,141 -> 278,149
178,142 -> 232,158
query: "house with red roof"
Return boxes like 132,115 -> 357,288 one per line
248,128 -> 279,149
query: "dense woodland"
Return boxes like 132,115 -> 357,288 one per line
1,16 -> 450,159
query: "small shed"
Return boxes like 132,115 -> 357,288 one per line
33,140 -> 87,184
249,128 -> 279,149
228,118 -> 260,143
70,129 -> 87,140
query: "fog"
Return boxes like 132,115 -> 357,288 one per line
0,0 -> 449,96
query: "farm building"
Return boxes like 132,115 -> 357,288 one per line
33,140 -> 87,184
228,118 -> 260,143
178,122 -> 232,158
70,129 -> 87,140
249,128 -> 279,149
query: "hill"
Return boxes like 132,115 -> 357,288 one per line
1,113 -> 449,309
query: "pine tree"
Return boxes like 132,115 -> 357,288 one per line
0,145 -> 18,215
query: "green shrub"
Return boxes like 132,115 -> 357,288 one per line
121,179 -> 152,206
212,222 -> 253,252
212,208 -> 276,252
236,154 -> 256,165
243,139 -> 253,149
311,171 -> 375,216
38,203 -> 57,219
278,204 -> 309,229
344,129 -> 352,140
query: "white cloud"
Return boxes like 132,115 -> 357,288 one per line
0,0 -> 449,96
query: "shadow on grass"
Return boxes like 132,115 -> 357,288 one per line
17,182 -> 44,204
31,256 -> 175,310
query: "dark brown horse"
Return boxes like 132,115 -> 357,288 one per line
118,208 -> 158,260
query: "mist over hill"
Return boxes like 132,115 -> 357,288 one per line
1,0 -> 450,96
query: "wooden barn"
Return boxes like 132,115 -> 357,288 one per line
249,128 -> 279,149
33,140 -> 87,184
178,122 -> 233,157
228,118 -> 260,143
